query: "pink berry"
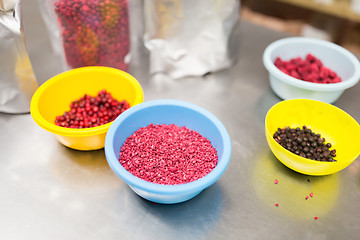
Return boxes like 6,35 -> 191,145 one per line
274,54 -> 341,84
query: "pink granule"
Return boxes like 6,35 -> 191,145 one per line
119,123 -> 218,185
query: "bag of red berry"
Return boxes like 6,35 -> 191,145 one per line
38,0 -> 130,71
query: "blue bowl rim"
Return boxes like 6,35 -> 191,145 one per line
104,99 -> 232,195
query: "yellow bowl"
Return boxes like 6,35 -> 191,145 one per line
265,99 -> 360,175
30,66 -> 143,151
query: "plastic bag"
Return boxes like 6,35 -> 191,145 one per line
143,0 -> 241,79
38,0 -> 131,71
0,0 -> 38,113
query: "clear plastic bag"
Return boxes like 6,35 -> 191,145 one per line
38,0 -> 131,71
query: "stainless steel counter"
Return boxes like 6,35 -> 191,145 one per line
1,1 -> 360,239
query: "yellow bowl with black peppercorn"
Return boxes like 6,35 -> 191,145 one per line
265,99 -> 360,175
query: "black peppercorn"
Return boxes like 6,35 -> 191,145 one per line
273,126 -> 337,162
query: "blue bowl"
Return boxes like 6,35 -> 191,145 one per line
105,99 -> 231,204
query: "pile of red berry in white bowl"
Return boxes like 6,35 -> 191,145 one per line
263,37 -> 360,104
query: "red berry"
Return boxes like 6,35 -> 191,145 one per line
286,63 -> 296,72
309,63 -> 319,73
274,54 -> 341,84
274,57 -> 283,68
290,57 -> 304,67
306,54 -> 316,63
332,77 -> 341,83
55,89 -> 130,128
290,70 -> 301,79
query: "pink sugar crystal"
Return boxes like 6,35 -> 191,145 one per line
119,123 -> 218,185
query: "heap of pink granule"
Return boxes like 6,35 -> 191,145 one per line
119,123 -> 218,185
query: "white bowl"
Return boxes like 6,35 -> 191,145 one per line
263,37 -> 360,103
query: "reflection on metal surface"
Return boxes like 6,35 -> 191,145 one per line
129,183 -> 224,239
51,148 -> 123,193
253,151 -> 339,220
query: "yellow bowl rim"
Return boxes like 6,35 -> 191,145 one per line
30,66 -> 144,137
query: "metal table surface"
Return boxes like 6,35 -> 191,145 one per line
2,1 -> 360,239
